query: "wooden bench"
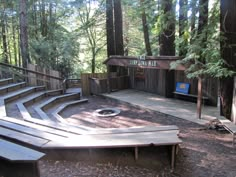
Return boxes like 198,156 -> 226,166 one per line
173,82 -> 209,104
0,138 -> 45,177
0,116 -> 182,169
218,116 -> 236,146
43,128 -> 182,169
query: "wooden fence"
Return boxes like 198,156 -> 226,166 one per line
27,64 -> 62,90
81,73 -> 107,96
0,62 -> 63,90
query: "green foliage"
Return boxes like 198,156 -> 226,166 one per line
171,0 -> 236,78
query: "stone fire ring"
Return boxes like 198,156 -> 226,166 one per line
93,108 -> 121,117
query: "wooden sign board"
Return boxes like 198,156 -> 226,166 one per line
104,56 -> 185,70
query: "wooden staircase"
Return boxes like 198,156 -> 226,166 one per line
0,78 -> 87,123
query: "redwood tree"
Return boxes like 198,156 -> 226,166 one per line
159,0 -> 175,98
159,0 -> 175,56
113,0 -> 124,55
220,0 -> 236,120
19,0 -> 30,68
106,0 -> 115,57
179,0 -> 188,56
140,0 -> 152,56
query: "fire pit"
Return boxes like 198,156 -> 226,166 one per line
93,108 -> 120,117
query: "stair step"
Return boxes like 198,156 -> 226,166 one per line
2,86 -> 45,103
0,116 -> 77,138
0,99 -> 6,117
52,99 -> 88,123
17,90 -> 64,120
23,116 -> 92,135
0,82 -> 26,94
5,103 -> 24,119
0,78 -> 13,86
41,93 -> 81,111
34,93 -> 80,121
24,89 -> 63,107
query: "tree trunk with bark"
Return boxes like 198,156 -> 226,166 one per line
196,0 -> 208,119
159,0 -> 175,56
220,0 -> 236,120
114,0 -> 124,55
1,5 -> 9,64
159,0 -> 175,98
140,0 -> 152,56
179,0 -> 188,56
19,0 -> 30,68
190,0 -> 197,33
106,0 -> 115,57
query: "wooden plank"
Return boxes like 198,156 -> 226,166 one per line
0,78 -> 12,86
0,127 -> 49,147
173,92 -> 209,100
52,99 -> 88,123
43,131 -> 182,149
28,64 -> 37,86
81,73 -> 107,96
0,82 -> 26,93
84,125 -> 179,135
0,119 -> 69,140
22,116 -> 91,135
3,87 -> 38,103
0,99 -> 6,117
17,102 -> 32,119
0,139 -> 45,161
0,116 -> 76,138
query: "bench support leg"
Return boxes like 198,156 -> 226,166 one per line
233,134 -> 236,147
134,147 -> 138,161
171,145 -> 177,170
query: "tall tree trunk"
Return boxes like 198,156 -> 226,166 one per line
41,0 -> 47,37
198,0 -> 208,34
196,0 -> 208,119
12,21 -> 18,66
190,0 -> 198,33
220,0 -> 236,120
140,0 -> 152,56
114,0 -> 124,55
1,5 -> 9,64
159,0 -> 175,56
106,0 -> 115,57
179,0 -> 188,56
159,0 -> 176,98
19,0 -> 30,68
6,17 -> 12,64
11,3 -> 18,66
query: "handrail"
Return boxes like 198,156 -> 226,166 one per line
0,62 -> 63,81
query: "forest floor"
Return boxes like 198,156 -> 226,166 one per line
39,96 -> 236,177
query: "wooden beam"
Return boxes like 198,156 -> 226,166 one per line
134,147 -> 138,161
107,64 -> 111,93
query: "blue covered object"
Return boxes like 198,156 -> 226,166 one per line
175,82 -> 190,94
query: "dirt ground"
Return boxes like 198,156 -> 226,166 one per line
39,96 -> 236,177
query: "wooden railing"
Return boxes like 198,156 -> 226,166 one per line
0,62 -> 64,90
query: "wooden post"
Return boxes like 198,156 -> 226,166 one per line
232,77 -> 236,124
134,147 -> 138,161
107,64 -> 111,93
171,145 -> 176,170
197,77 -> 203,119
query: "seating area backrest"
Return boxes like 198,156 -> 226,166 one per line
175,82 -> 190,94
